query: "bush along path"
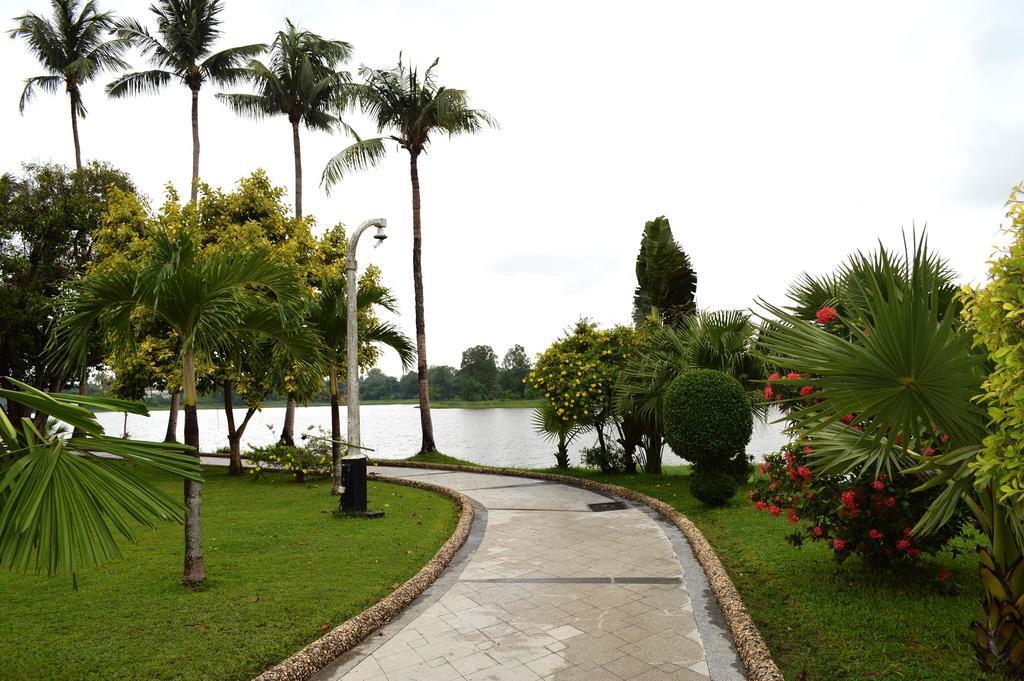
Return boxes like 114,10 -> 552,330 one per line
311,465 -> 753,681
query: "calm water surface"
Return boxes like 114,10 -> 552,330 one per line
95,404 -> 789,468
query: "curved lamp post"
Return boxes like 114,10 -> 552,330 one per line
340,218 -> 387,485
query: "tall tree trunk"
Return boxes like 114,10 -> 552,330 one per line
164,391 -> 180,443
69,88 -> 81,171
409,153 -> 435,454
644,429 -> 664,475
329,360 -> 342,494
279,393 -> 296,446
223,380 -> 242,476
291,118 -> 302,219
72,367 -> 88,438
190,86 -> 200,204
181,351 -> 205,586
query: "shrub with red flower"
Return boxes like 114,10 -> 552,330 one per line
749,440 -> 969,567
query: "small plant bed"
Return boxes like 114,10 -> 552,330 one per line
0,464 -> 458,681
394,451 -> 485,467
532,466 -> 996,680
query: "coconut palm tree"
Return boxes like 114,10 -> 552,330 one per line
310,276 -> 414,493
51,228 -> 315,585
322,55 -> 495,454
217,18 -> 351,220
0,379 -> 200,577
107,0 -> 264,202
756,235 -> 1024,675
9,0 -> 129,169
217,19 -> 352,446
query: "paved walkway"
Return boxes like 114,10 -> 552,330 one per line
312,467 -> 745,681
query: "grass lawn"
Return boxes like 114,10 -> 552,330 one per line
548,466 -> 996,681
0,465 -> 457,681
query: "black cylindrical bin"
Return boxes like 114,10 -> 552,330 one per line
340,454 -> 368,513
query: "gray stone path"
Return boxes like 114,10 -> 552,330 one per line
312,467 -> 745,681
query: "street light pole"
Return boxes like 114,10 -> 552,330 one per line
338,218 -> 387,489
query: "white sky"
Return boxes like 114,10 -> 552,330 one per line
3,0 -> 1022,377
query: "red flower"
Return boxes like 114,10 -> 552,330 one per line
940,433 -> 950,444
903,527 -> 912,537
763,385 -> 774,400
908,547 -> 921,558
841,491 -> 858,511
787,372 -> 801,380
788,468 -> 800,481
896,539 -> 911,551
769,505 -> 781,517
802,446 -> 813,454
833,538 -> 846,551
799,385 -> 814,397
925,447 -> 936,457
863,327 -> 872,336
804,491 -> 815,499
812,526 -> 824,537
787,510 -> 800,524
937,569 -> 952,584
768,373 -> 781,381
755,501 -> 768,511
885,496 -> 896,508
797,466 -> 813,481
869,528 -> 884,540
840,413 -> 856,424
816,306 -> 839,324
871,480 -> 885,491
851,424 -> 863,431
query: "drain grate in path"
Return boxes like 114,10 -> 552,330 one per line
588,501 -> 627,512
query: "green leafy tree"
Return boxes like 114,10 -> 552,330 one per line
398,370 -> 418,399
52,228 -> 316,585
9,0 -> 129,169
0,380 -> 201,577
427,365 -> 459,401
217,18 -> 351,220
632,216 -> 697,326
459,345 -> 498,401
108,0 -> 264,202
0,162 -> 136,423
323,55 -> 496,454
360,368 -> 399,400
499,344 -> 531,397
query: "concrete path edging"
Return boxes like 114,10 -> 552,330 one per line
369,461 -> 784,681
252,477 -> 475,681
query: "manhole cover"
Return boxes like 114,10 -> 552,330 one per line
588,501 -> 627,512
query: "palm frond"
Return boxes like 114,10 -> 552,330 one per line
322,138 -> 387,189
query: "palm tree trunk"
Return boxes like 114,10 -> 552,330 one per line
409,152 -> 435,454
69,88 -> 82,171
279,393 -> 296,446
164,391 -> 180,443
190,86 -> 200,204
329,360 -> 342,495
181,351 -> 205,586
291,119 -> 302,219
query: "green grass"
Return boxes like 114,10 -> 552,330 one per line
547,467 -> 995,681
0,465 -> 457,681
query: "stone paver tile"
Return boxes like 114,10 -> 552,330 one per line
525,652 -> 569,677
449,651 -> 499,676
465,662 -> 542,681
602,654 -> 657,680
546,624 -> 583,641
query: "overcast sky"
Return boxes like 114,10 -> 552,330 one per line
3,0 -> 1022,377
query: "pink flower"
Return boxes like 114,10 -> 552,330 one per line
925,447 -> 936,457
869,528 -> 884,540
896,539 -> 911,551
871,480 -> 885,491
763,385 -> 774,401
799,385 -> 814,397
768,373 -> 781,381
816,306 -> 839,325
937,569 -> 952,584
812,526 -> 824,537
769,505 -> 781,517
755,501 -> 768,511
833,538 -> 846,551
787,372 -> 801,380
940,433 -> 950,444
802,446 -> 814,454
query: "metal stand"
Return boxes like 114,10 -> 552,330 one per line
338,454 -> 384,519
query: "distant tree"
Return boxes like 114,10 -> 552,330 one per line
0,162 -> 135,423
428,365 -> 460,401
459,345 -> 498,401
323,55 -> 496,453
398,371 -> 418,399
499,344 -> 531,397
9,0 -> 129,169
633,216 -> 697,326
361,368 -> 399,400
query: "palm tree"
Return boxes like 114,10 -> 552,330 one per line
531,400 -> 588,469
9,0 -> 129,169
310,276 -> 414,493
756,235 -> 1024,675
107,0 -> 264,202
633,216 -> 697,326
52,228 -> 315,585
0,379 -> 200,577
217,19 -> 351,446
218,18 -> 351,220
322,55 -> 495,454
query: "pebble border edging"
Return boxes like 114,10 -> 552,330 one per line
251,477 -> 474,681
369,460 -> 784,681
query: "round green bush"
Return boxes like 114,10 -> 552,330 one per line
663,368 -> 753,467
689,466 -> 739,506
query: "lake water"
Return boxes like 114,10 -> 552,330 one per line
95,404 -> 790,469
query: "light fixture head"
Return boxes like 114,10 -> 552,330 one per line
372,222 -> 387,247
